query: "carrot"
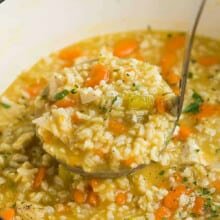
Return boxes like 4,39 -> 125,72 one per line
155,96 -> 166,114
173,172 -> 183,184
155,206 -> 172,220
122,157 -> 135,167
175,124 -> 192,141
71,113 -> 82,124
26,82 -> 45,97
165,35 -> 186,52
166,72 -> 180,85
93,149 -> 106,159
113,38 -> 138,58
72,189 -> 86,204
54,99 -> 75,108
85,64 -> 109,87
195,103 -> 220,119
163,185 -> 187,210
88,179 -> 99,189
171,85 -> 180,96
198,55 -> 220,67
59,46 -> 83,65
115,192 -> 127,205
33,167 -> 46,189
132,52 -> 145,61
212,180 -> 220,193
87,191 -> 99,206
160,52 -> 178,76
192,196 -> 204,215
108,119 -> 127,135
0,208 -> 15,220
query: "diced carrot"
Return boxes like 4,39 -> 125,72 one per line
122,157 -> 135,166
166,72 -> 180,85
165,35 -> 186,52
175,124 -> 192,141
163,185 -> 187,210
114,38 -> 138,58
59,46 -> 83,63
54,99 -> 75,108
85,64 -> 109,87
155,206 -> 172,220
173,172 -> 183,184
198,55 -> 220,67
115,192 -> 127,205
212,180 -> 220,193
87,191 -> 99,206
192,196 -> 204,215
71,113 -> 82,124
33,166 -> 46,189
26,82 -> 45,97
195,103 -> 220,119
72,189 -> 86,204
171,85 -> 180,96
93,149 -> 106,159
155,96 -> 166,114
88,179 -> 99,189
160,52 -> 178,76
0,208 -> 15,220
108,119 -> 127,135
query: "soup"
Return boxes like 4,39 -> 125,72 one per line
0,30 -> 219,219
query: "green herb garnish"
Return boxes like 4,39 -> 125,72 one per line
0,102 -> 11,109
112,96 -> 118,105
183,91 -> 203,114
188,72 -> 193,79
159,170 -> 165,176
183,177 -> 188,182
70,85 -> 79,94
54,89 -> 69,100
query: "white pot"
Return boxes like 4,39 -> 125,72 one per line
0,0 -> 219,93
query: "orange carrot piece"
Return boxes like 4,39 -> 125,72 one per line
198,55 -> 220,67
175,124 -> 192,141
54,99 -> 75,108
163,185 -> 187,210
0,208 -> 15,220
26,82 -> 45,97
108,119 -> 127,135
212,180 -> 220,193
195,103 -> 220,119
122,157 -> 135,167
114,38 -> 138,58
165,35 -> 186,52
155,206 -> 172,220
59,46 -> 83,62
155,96 -> 166,114
160,52 -> 178,76
173,172 -> 183,184
166,72 -> 180,85
88,179 -> 99,189
171,85 -> 180,96
192,196 -> 204,215
87,191 -> 99,206
33,167 -> 46,189
115,192 -> 127,205
72,189 -> 86,204
85,64 -> 109,87
71,113 -> 82,124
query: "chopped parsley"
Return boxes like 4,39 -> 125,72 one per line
0,102 -> 11,109
183,177 -> 188,182
188,72 -> 193,79
112,96 -> 118,105
131,83 -> 140,91
159,170 -> 165,176
54,89 -> 69,100
183,91 -> 203,114
70,85 -> 79,94
199,187 -> 210,195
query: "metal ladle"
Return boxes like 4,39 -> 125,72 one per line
44,0 -> 207,179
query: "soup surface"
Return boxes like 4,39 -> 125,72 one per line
0,30 -> 220,220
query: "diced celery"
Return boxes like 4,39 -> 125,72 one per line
125,94 -> 154,110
